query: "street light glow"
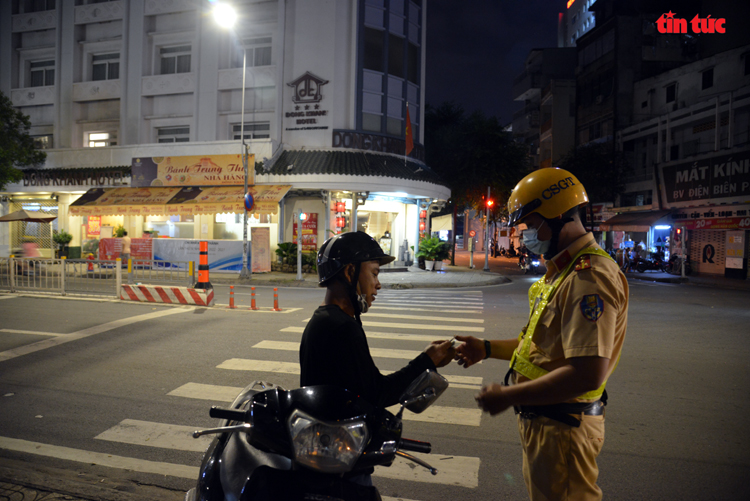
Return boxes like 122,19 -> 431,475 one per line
212,2 -> 237,29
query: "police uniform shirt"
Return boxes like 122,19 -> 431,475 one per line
525,233 -> 629,402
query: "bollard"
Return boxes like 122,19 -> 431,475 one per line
272,287 -> 282,311
227,285 -> 236,309
250,286 -> 259,310
195,241 -> 212,290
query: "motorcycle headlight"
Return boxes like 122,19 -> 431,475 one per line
532,260 -> 540,266
287,409 -> 369,473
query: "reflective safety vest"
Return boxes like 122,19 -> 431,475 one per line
509,247 -> 615,401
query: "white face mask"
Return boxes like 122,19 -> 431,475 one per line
522,221 -> 550,256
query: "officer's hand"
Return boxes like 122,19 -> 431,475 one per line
476,383 -> 512,416
454,335 -> 485,368
425,339 -> 455,368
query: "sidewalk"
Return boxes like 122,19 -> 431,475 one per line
206,263 -> 510,289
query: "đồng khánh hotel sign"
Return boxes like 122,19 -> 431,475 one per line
661,148 -> 750,206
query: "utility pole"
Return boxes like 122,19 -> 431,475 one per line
484,186 -> 491,271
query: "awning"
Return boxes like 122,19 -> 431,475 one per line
431,214 -> 453,232
599,210 -> 672,232
69,185 -> 291,216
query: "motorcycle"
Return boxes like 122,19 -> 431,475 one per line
636,253 -> 668,273
519,251 -> 542,274
667,254 -> 692,275
185,370 -> 448,501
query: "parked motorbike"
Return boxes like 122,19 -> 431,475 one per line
636,253 -> 668,273
185,370 -> 448,501
667,254 -> 692,275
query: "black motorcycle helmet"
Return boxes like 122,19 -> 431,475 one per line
317,231 -> 396,287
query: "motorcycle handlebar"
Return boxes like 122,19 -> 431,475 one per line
399,438 -> 432,454
209,406 -> 249,422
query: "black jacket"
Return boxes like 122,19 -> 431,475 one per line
299,304 -> 436,408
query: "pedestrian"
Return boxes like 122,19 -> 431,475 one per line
121,230 -> 131,268
454,167 -> 629,501
299,231 -> 455,485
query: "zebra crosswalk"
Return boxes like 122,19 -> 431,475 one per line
37,289 -> 490,499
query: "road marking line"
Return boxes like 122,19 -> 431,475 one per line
381,290 -> 482,296
379,296 -> 483,302
0,306 -> 194,363
0,295 -> 18,300
375,452 -> 480,488
215,359 -> 483,388
362,321 -> 484,333
93,420 -> 480,486
0,329 -> 64,337
255,340 -> 421,359
376,301 -> 483,309
168,383 -> 481,426
95,419 -> 211,452
363,313 -> 484,324
212,305 -> 303,314
0,436 -> 197,479
371,306 -> 483,314
281,326 -> 478,347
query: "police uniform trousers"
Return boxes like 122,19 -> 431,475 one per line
517,411 -> 605,501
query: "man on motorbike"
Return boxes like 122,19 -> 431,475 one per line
454,167 -> 629,501
300,231 -> 455,408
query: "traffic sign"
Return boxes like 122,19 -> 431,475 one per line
469,230 -> 476,237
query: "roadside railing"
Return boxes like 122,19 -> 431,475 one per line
0,257 -> 194,297
127,259 -> 195,287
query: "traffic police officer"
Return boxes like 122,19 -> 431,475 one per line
455,167 -> 629,500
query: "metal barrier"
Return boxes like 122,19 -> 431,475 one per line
0,257 -> 194,297
127,259 -> 194,287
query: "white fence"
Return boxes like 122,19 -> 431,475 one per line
0,257 -> 194,297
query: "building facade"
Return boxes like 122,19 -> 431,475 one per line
0,0 -> 448,265
614,44 -> 750,277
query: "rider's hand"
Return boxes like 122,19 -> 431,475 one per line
453,335 -> 486,368
424,339 -> 455,368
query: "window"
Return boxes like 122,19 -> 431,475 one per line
30,60 -> 54,87
407,42 -> 419,84
157,127 -> 189,143
702,68 -> 714,90
362,113 -> 381,132
388,34 -> 404,78
92,53 -> 120,81
23,0 -> 55,12
364,28 -> 384,72
31,135 -> 53,149
233,38 -> 272,68
160,46 -> 191,75
665,83 -> 676,103
87,132 -> 117,147
232,122 -> 270,140
670,144 -> 679,160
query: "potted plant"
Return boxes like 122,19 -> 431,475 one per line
433,240 -> 451,271
53,229 -> 73,258
415,237 -> 443,271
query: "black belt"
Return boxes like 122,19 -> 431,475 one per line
504,368 -> 607,428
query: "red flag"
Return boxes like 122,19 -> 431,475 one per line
405,105 -> 414,156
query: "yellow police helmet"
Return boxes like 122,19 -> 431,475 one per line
507,167 -> 588,226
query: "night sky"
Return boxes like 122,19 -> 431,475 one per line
425,0 -> 564,125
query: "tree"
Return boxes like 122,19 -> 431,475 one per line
425,102 -> 528,263
0,91 -> 46,190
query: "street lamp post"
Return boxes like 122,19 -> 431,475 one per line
214,3 -> 251,279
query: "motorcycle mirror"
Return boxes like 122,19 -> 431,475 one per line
398,370 -> 449,414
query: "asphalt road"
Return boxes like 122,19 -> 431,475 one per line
0,272 -> 749,500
